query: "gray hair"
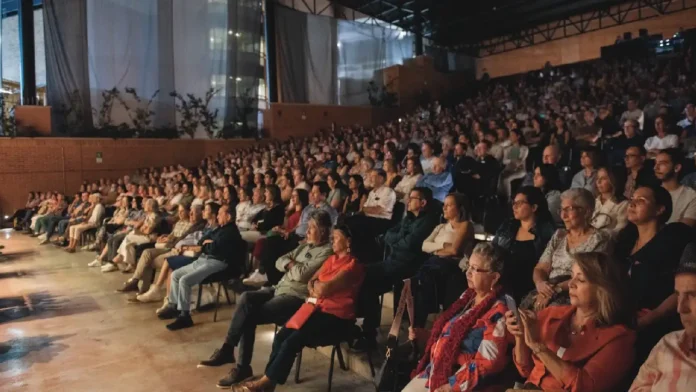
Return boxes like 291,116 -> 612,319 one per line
309,210 -> 332,244
560,188 -> 595,218
471,242 -> 505,274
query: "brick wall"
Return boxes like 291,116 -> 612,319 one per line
0,138 -> 263,215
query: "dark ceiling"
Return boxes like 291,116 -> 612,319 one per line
334,0 -> 628,47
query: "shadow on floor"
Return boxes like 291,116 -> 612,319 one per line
0,250 -> 37,262
0,270 -> 32,280
0,334 -> 74,371
0,291 -> 100,324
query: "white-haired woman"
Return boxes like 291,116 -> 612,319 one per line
65,194 -> 105,253
104,198 -> 161,273
522,188 -> 612,310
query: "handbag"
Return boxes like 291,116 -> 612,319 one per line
285,302 -> 317,330
374,279 -> 419,392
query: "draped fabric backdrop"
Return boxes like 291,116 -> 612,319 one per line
44,0 -> 263,137
276,5 -> 413,106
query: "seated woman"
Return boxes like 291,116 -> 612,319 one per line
522,188 -> 611,310
326,172 -> 348,210
11,192 -> 37,229
570,148 -> 600,195
592,167 -> 628,236
403,243 -> 511,392
103,199 -> 161,273
533,164 -> 563,227
225,224 -> 364,392
394,157 -> 424,205
244,189 -> 309,287
498,129 -> 530,200
236,187 -> 266,232
89,197 -> 144,268
64,194 -> 105,253
413,193 -> 475,329
506,252 -> 636,392
241,184 -> 285,244
383,158 -> 402,189
493,186 -> 555,302
343,174 -> 368,217
89,195 -> 132,251
615,185 -> 693,368
645,115 -> 679,159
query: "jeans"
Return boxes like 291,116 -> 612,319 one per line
40,216 -> 65,238
224,287 -> 303,368
57,219 -> 71,236
265,311 -> 354,384
168,254 -> 227,312
105,233 -> 127,262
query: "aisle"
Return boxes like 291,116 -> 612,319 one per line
0,229 -> 372,392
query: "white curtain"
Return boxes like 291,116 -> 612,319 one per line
87,0 -> 159,127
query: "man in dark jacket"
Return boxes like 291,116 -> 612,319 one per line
354,187 -> 440,349
159,204 -> 245,330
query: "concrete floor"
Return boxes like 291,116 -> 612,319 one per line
0,229 -> 374,392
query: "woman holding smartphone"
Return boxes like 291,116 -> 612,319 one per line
506,252 -> 636,392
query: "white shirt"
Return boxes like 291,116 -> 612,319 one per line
592,197 -> 629,236
644,134 -> 679,151
88,204 -> 105,225
668,185 -> 696,223
236,201 -> 266,230
394,174 -> 423,203
420,156 -> 436,174
170,193 -> 183,206
422,222 -> 458,254
364,185 -> 396,220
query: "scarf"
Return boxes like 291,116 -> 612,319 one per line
412,286 -> 502,389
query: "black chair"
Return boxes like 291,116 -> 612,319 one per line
274,323 -> 375,392
196,268 -> 235,322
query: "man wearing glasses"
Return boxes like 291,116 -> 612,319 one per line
623,146 -> 659,199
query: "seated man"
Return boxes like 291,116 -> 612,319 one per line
116,204 -> 203,293
157,204 -> 246,330
349,169 -> 397,235
655,148 -> 696,227
33,193 -> 69,243
416,156 -> 453,203
630,243 -> 696,391
53,193 -> 93,245
196,210 -> 334,388
355,187 -> 440,349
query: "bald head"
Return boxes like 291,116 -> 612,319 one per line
543,145 -> 561,165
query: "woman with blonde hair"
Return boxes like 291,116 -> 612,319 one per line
506,252 -> 636,392
592,167 -> 628,236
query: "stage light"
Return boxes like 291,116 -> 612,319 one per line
228,30 -> 233,35
235,32 -> 241,37
3,215 -> 8,219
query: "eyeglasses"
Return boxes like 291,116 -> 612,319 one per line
511,200 -> 530,208
466,265 -> 492,274
560,206 -> 584,214
629,196 -> 650,207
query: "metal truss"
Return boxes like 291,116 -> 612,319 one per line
273,0 -> 417,28
461,0 -> 696,56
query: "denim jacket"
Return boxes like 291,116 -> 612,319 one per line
492,218 -> 555,256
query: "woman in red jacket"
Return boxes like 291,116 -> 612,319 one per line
506,252 -> 636,392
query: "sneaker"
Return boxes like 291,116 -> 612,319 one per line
157,305 -> 179,320
101,263 -> 119,273
88,259 -> 102,268
242,270 -> 268,287
136,285 -> 166,303
198,347 -> 236,368
37,233 -> 47,241
166,314 -> 194,331
116,279 -> 140,293
216,366 -> 254,389
38,237 -> 50,245
156,298 -> 170,315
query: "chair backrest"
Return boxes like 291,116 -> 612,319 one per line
391,202 -> 406,225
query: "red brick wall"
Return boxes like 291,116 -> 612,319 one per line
0,138 -> 263,215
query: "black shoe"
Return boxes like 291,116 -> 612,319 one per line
166,314 -> 194,331
157,306 -> 180,320
198,346 -> 236,368
216,366 -> 254,389
349,336 -> 377,353
116,279 -> 140,293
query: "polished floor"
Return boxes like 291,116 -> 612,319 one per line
0,229 -> 373,392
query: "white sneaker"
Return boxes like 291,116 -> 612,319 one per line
242,270 -> 268,287
136,285 -> 165,303
156,298 -> 170,315
37,234 -> 47,242
101,263 -> 118,273
88,259 -> 102,268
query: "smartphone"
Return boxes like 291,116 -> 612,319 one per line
505,294 -> 520,324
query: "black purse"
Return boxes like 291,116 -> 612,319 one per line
374,279 -> 419,392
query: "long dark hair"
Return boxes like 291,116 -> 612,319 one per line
515,186 -> 553,224
348,174 -> 367,196
294,188 -> 310,210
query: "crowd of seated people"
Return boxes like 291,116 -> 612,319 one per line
10,48 -> 696,390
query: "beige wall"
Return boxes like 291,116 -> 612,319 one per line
477,5 -> 696,78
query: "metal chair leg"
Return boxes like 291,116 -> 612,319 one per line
213,283 -> 222,322
328,346 -> 336,392
196,284 -> 203,309
336,344 -> 348,371
294,350 -> 303,383
366,348 -> 376,377
223,284 -> 232,305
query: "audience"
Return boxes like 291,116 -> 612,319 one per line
623,145 -> 658,200
571,148 -> 600,195
645,115 -> 679,158
523,188 -> 611,310
533,164 -> 563,226
630,244 -> 696,391
506,252 -> 636,392
493,186 -> 555,302
64,194 -> 105,253
415,157 -> 454,203
654,148 -> 696,226
405,243 -> 510,392
499,129 -> 529,199
592,167 -> 629,236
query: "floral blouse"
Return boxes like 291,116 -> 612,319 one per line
415,297 -> 510,392
539,229 -> 612,279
